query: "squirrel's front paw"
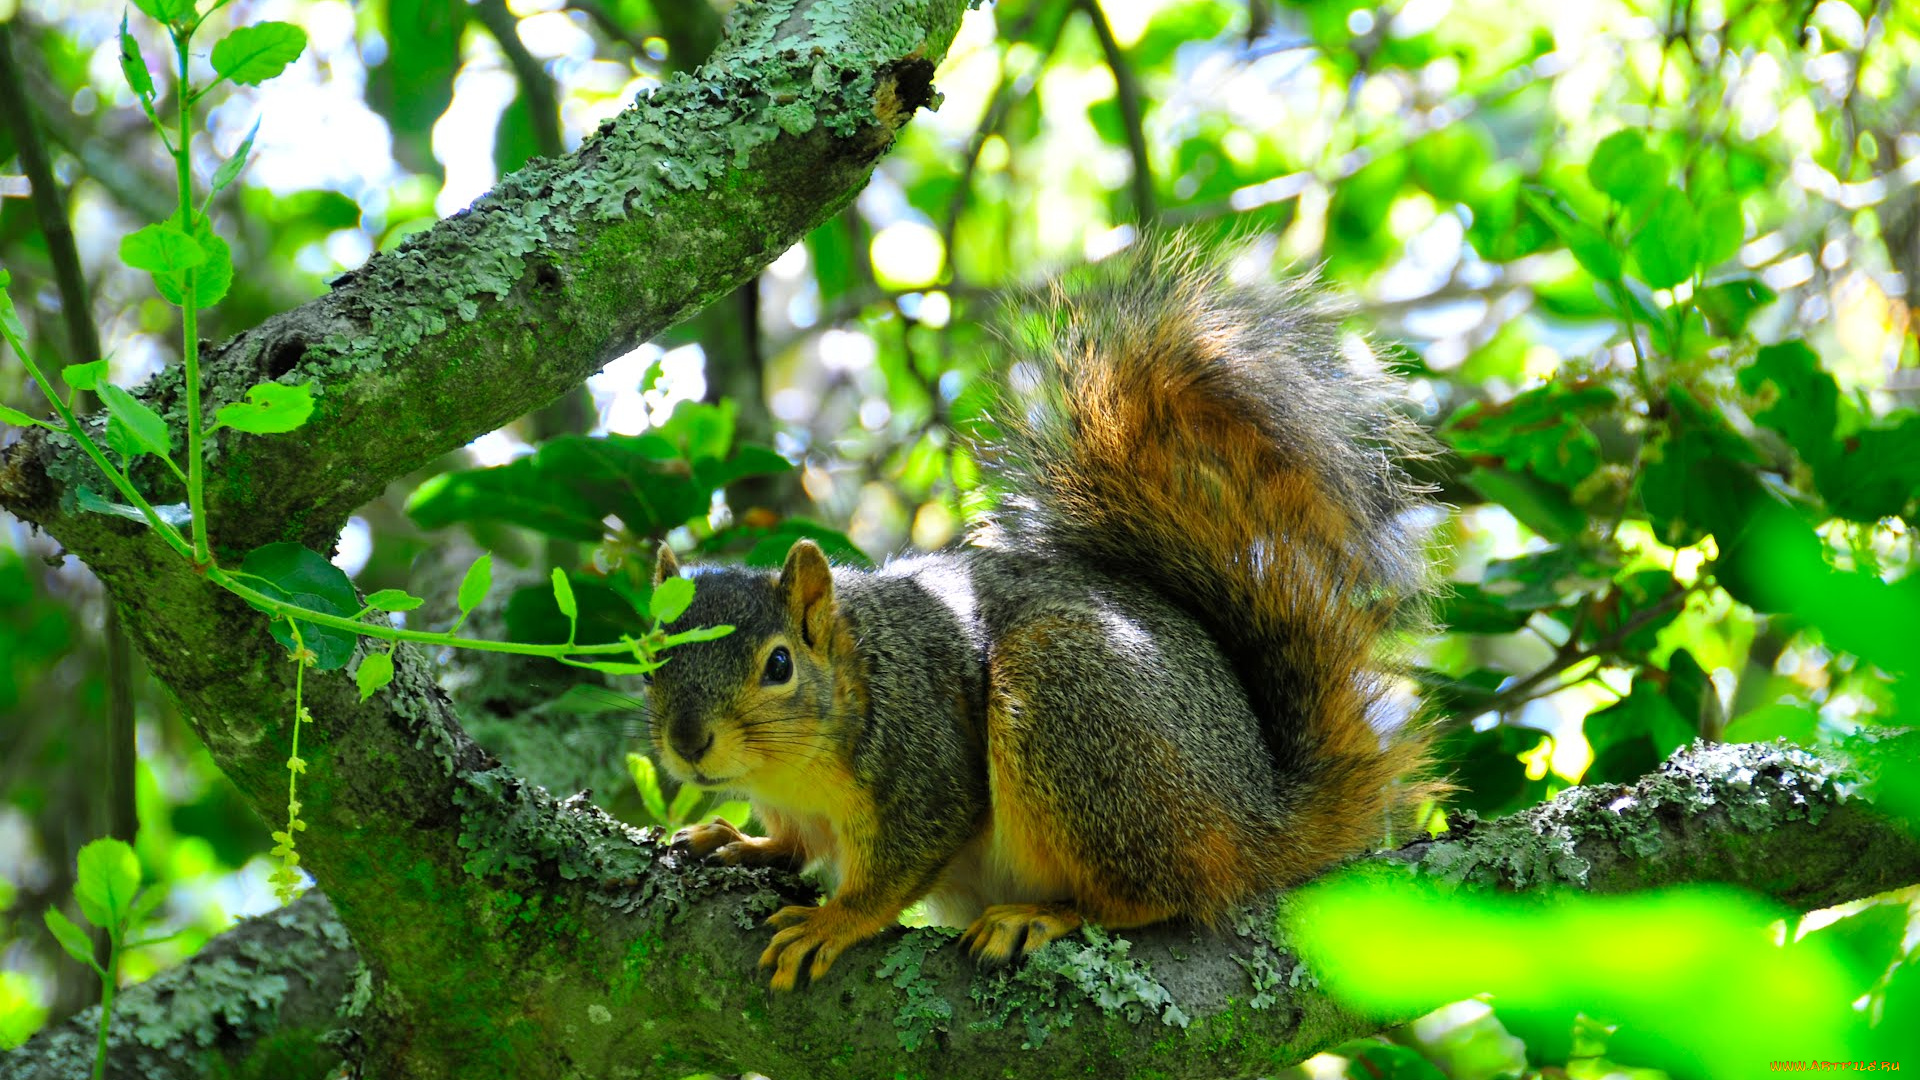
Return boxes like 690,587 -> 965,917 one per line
669,817 -> 747,860
670,818 -> 801,869
759,902 -> 887,991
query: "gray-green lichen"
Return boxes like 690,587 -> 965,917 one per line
1417,738 -> 1851,890
0,894 -> 354,1080
967,925 -> 1191,1050
309,0 -> 954,377
876,928 -> 963,1051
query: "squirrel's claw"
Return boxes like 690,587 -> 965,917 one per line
672,819 -> 804,869
670,817 -> 746,860
958,903 -> 1084,967
759,902 -> 886,991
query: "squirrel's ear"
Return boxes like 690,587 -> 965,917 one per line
778,540 -> 835,650
652,543 -> 681,586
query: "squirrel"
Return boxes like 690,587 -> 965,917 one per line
645,236 -> 1442,991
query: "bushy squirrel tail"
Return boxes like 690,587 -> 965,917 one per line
985,236 -> 1444,866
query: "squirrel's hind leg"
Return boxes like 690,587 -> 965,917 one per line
982,607 -> 1268,928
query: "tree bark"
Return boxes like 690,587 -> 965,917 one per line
7,739 -> 1916,1080
0,0 -> 957,1075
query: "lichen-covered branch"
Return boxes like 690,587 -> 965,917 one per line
0,0 -> 961,1075
11,741 -> 1916,1080
1,893 -> 358,1080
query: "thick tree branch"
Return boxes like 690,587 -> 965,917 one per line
2,892 -> 359,1080
11,741 -> 1915,1080
0,1 -> 961,1075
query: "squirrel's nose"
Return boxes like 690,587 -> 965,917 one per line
673,728 -> 715,764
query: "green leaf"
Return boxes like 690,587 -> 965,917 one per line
0,270 -> 25,344
406,432 -> 703,542
75,487 -> 191,527
659,624 -> 733,647
1636,384 -> 1767,546
366,589 -> 424,612
690,445 -> 795,493
356,650 -> 395,701
42,908 -> 97,968
650,576 -> 695,623
153,224 -> 233,310
1462,467 -> 1586,543
210,22 -> 309,87
0,404 -> 47,428
97,384 -> 173,457
1342,1042 -> 1448,1080
1721,702 -> 1818,745
1582,678 -> 1694,784
1696,278 -> 1777,337
1520,190 -> 1620,281
1736,341 -> 1837,467
130,0 -> 199,24
1433,722 -> 1552,815
239,543 -> 361,670
1696,194 -> 1745,268
1587,130 -> 1665,207
366,0 -> 468,174
740,519 -> 872,569
213,381 -> 314,434
458,553 -> 493,615
1813,415 -> 1920,523
1480,547 -> 1608,612
209,118 -> 262,201
667,783 -> 701,824
626,752 -> 670,822
74,838 -> 141,931
129,884 -> 168,926
61,360 -> 108,391
1629,186 -> 1700,289
551,567 -> 578,622
1437,583 -> 1535,635
118,15 -> 155,100
119,223 -> 205,273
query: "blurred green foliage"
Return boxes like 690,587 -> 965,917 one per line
2,0 -> 1919,1072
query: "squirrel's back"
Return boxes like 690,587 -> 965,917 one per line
975,236 -> 1443,899
651,236 -> 1447,984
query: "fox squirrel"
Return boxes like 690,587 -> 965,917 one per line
647,237 -> 1441,991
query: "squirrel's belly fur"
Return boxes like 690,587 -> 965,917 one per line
648,236 -> 1442,988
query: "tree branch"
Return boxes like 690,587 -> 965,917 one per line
10,740 -> 1915,1079
0,1 -> 963,1073
2,892 -> 359,1080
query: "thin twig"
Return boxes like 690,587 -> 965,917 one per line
566,0 -> 656,63
474,0 -> 566,160
1473,583 -> 1696,719
1080,0 -> 1154,223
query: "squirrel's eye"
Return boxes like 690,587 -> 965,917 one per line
762,646 -> 793,685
